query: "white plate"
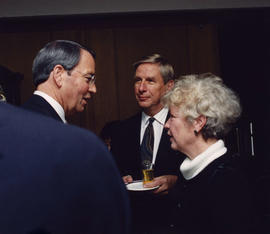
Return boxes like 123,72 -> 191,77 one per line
126,181 -> 159,191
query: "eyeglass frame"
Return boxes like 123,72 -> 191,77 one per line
68,69 -> 96,85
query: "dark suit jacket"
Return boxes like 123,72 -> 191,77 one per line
0,103 -> 130,234
22,94 -> 63,122
111,112 -> 184,179
111,112 -> 185,231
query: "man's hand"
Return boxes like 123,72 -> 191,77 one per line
122,175 -> 133,184
143,175 -> 178,195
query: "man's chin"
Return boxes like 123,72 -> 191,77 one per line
138,101 -> 150,109
76,105 -> 86,113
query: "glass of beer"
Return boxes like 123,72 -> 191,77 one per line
142,160 -> 154,184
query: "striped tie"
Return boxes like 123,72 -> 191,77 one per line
140,117 -> 155,167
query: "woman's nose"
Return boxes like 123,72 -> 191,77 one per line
164,120 -> 169,129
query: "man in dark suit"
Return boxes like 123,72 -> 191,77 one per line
22,40 -> 97,123
111,54 -> 184,234
0,102 -> 130,234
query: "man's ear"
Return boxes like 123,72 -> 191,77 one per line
194,115 -> 207,132
166,80 -> 174,91
52,65 -> 65,87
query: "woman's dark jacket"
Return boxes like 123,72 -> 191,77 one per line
170,152 -> 255,234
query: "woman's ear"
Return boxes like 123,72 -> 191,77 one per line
194,115 -> 207,132
52,65 -> 65,87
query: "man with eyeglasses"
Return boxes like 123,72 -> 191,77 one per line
22,40 -> 96,123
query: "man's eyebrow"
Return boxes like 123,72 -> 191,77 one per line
84,72 -> 95,76
146,77 -> 155,80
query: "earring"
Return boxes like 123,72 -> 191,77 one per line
194,130 -> 198,136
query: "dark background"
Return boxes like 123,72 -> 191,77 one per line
1,8 -> 269,158
0,5 -> 269,230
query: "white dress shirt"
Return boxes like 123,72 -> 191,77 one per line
34,90 -> 67,123
140,107 -> 168,166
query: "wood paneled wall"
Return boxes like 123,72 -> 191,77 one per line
0,14 -> 220,135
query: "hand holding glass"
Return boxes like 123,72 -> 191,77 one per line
142,160 -> 154,184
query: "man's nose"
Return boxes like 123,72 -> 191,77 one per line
139,81 -> 146,92
89,83 -> 97,93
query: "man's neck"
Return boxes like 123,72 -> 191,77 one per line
37,84 -> 63,107
34,90 -> 67,123
143,105 -> 164,117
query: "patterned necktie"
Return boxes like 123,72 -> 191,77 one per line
140,117 -> 155,165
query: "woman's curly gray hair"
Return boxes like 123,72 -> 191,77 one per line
162,73 -> 242,140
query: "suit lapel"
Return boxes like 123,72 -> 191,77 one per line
26,95 -> 63,122
134,113 -> 141,150
132,113 -> 142,169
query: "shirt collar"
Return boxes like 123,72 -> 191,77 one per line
141,107 -> 168,127
34,90 -> 67,123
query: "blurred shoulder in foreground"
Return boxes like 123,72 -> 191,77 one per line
0,103 -> 130,234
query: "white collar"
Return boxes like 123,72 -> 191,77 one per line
180,140 -> 227,180
34,90 -> 67,123
141,107 -> 168,126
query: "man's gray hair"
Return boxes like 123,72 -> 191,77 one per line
133,54 -> 174,83
32,40 -> 95,87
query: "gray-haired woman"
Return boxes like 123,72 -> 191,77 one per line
163,73 -> 254,234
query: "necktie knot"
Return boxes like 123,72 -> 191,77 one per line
148,117 -> 155,125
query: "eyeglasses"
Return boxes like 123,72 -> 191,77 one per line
72,70 -> 96,85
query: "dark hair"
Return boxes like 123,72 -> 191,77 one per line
100,120 -> 120,141
133,54 -> 174,83
32,40 -> 96,86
